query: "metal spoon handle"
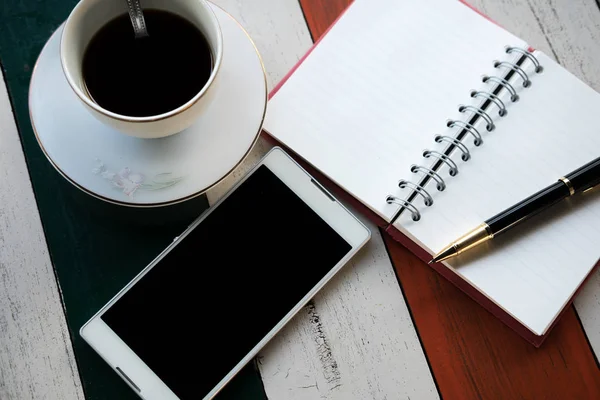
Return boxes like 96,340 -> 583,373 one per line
125,0 -> 149,38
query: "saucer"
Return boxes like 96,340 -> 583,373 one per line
29,4 -> 267,207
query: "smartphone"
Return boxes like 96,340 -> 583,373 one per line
80,147 -> 371,399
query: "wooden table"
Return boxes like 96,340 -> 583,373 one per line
2,0 -> 600,398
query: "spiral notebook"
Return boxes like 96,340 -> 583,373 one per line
263,0 -> 600,346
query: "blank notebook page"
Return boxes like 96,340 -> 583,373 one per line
394,51 -> 600,335
263,0 -> 527,222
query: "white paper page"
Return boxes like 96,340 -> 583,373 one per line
395,51 -> 600,335
263,0 -> 527,221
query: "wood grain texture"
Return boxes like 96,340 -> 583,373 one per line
576,273 -> 600,359
258,222 -> 438,400
386,236 -> 600,399
205,1 -> 438,398
0,69 -> 84,399
467,0 -> 600,90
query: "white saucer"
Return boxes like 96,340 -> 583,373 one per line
29,4 -> 267,207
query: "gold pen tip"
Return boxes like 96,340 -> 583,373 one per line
429,223 -> 492,264
429,247 -> 457,264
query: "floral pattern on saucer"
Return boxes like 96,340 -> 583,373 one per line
93,159 -> 184,199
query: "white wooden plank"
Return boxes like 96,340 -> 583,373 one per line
467,0 -> 600,90
205,1 -> 439,398
257,216 -> 439,400
576,273 -> 600,357
0,70 -> 84,399
469,0 -> 600,352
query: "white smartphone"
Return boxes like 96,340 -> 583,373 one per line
80,147 -> 371,400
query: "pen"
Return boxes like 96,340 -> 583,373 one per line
429,156 -> 600,264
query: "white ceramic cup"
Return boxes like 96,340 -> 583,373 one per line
60,0 -> 223,138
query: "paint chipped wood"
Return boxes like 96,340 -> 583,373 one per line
258,223 -> 439,400
0,69 -> 84,399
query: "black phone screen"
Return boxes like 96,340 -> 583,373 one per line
101,164 -> 352,398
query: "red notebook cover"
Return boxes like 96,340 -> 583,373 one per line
262,0 -> 600,347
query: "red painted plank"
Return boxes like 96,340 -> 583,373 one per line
385,237 -> 600,399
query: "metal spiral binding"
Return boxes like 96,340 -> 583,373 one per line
422,150 -> 459,176
458,105 -> 495,131
410,165 -> 446,191
446,120 -> 483,146
482,75 -> 519,102
505,46 -> 543,73
386,196 -> 421,221
398,180 -> 434,206
493,60 -> 531,87
434,135 -> 470,161
387,47 -> 543,224
470,90 -> 507,117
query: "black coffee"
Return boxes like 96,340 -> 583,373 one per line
82,9 -> 213,117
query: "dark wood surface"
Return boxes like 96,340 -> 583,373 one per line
298,0 -> 600,398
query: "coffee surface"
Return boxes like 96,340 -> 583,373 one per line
83,9 -> 213,117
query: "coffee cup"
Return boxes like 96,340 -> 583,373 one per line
60,0 -> 223,138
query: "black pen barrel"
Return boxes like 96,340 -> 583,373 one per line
566,156 -> 600,193
431,156 -> 600,263
486,181 -> 570,236
433,156 -> 600,263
